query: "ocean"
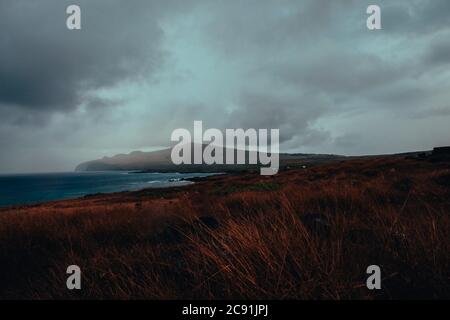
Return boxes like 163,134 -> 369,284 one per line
0,171 -> 216,207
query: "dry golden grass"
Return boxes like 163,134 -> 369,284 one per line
0,157 -> 449,299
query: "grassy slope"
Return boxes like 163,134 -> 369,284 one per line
0,156 -> 449,299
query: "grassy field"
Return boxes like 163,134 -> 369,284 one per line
0,156 -> 449,299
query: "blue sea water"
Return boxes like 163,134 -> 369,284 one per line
0,171 -> 216,207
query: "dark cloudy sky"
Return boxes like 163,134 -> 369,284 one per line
1,0 -> 449,173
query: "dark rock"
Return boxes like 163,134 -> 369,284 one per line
153,216 -> 220,244
300,213 -> 331,238
391,231 -> 408,251
156,225 -> 184,244
429,146 -> 450,162
194,216 -> 220,230
432,146 -> 450,155
393,178 -> 412,192
376,267 -> 445,299
418,152 -> 427,159
342,228 -> 383,266
435,173 -> 450,188
344,228 -> 379,247
363,170 -> 378,178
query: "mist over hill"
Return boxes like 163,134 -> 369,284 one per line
75,149 -> 173,171
75,144 -> 345,173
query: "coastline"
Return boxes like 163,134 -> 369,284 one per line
0,156 -> 449,299
0,172 -> 224,210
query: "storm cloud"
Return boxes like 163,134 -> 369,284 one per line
0,0 -> 186,115
0,0 -> 449,172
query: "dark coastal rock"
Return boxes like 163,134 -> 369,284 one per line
300,213 -> 331,238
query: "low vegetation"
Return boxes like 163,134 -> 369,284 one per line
0,157 -> 449,299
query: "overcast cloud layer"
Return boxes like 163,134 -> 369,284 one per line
1,0 -> 449,172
